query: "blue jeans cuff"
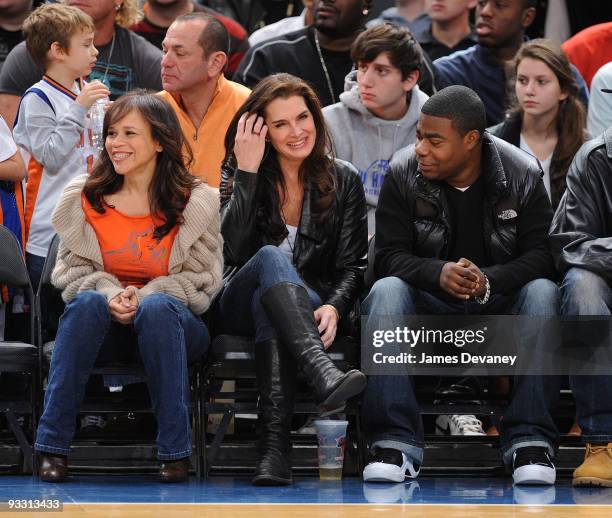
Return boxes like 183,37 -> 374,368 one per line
581,433 -> 612,444
35,442 -> 71,456
501,438 -> 555,466
371,439 -> 424,464
157,447 -> 192,461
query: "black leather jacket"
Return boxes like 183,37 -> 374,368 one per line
489,113 -> 566,209
375,132 -> 556,296
550,128 -> 612,279
220,159 -> 368,319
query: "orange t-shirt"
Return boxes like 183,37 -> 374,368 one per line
82,194 -> 178,288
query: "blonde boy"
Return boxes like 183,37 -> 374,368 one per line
13,4 -> 110,290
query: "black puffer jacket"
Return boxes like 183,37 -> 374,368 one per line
374,132 -> 556,296
550,128 -> 612,279
220,159 -> 368,319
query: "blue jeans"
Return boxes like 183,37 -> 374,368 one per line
361,277 -> 560,466
218,245 -> 321,342
561,267 -> 612,444
35,291 -> 209,460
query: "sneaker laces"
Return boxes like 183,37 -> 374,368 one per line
450,414 -> 484,434
585,443 -> 612,459
80,415 -> 107,428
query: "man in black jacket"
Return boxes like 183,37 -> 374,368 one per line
550,126 -> 612,487
362,85 -> 559,485
234,0 -> 434,106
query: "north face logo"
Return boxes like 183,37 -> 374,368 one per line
498,209 -> 518,220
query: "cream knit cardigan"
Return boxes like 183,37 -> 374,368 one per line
51,174 -> 224,315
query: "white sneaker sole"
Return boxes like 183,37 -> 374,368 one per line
363,462 -> 407,483
513,465 -> 556,485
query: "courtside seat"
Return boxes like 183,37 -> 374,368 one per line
0,225 -> 39,474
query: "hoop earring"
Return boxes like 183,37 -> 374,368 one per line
362,8 -> 369,16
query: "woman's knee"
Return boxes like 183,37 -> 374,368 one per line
253,245 -> 294,273
64,290 -> 109,319
135,293 -> 180,326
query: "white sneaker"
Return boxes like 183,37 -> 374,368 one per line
512,446 -> 556,485
363,448 -> 420,482
435,414 -> 486,436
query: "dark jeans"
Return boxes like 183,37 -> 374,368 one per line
218,245 -> 321,341
26,252 -> 46,294
35,291 -> 209,460
560,267 -> 612,444
361,276 -> 560,466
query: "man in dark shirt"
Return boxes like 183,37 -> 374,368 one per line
130,0 -> 249,76
361,86 -> 560,486
234,0 -> 373,107
414,0 -> 477,61
434,0 -> 588,125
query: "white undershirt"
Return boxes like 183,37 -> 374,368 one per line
0,116 -> 17,162
278,224 -> 298,262
520,135 -> 553,200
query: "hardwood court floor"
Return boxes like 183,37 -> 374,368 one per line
0,476 -> 610,517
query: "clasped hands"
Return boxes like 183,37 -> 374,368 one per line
439,258 -> 487,300
109,286 -> 139,325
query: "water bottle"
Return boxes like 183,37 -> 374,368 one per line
89,98 -> 109,152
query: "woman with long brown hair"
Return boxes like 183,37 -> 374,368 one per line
490,38 -> 587,209
218,73 -> 368,486
35,91 -> 223,483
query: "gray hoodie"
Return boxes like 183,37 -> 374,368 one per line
323,71 -> 429,232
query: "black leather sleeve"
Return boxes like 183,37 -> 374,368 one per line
550,144 -> 612,279
323,167 -> 368,318
219,164 -> 261,267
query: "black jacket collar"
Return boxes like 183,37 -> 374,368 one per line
415,132 -> 510,201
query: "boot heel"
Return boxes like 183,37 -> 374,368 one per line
320,370 -> 366,411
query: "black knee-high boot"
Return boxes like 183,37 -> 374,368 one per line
260,282 -> 366,412
252,338 -> 296,486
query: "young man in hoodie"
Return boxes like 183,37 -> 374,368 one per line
323,23 -> 428,234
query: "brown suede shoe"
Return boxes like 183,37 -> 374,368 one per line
573,443 -> 612,487
39,454 -> 68,483
159,458 -> 190,483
